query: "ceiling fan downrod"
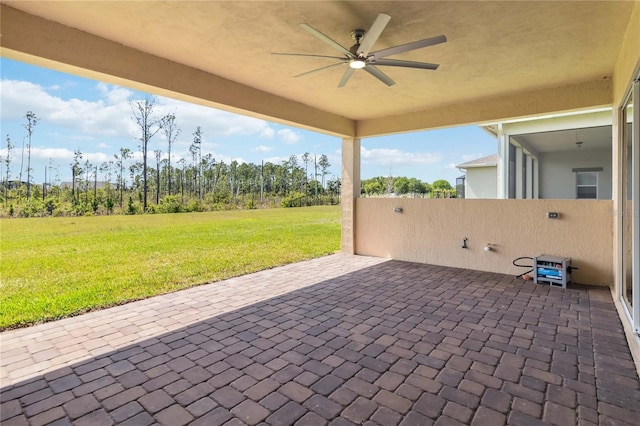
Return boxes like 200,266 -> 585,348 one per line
350,29 -> 366,55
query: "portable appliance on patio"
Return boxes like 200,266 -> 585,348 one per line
533,255 -> 572,288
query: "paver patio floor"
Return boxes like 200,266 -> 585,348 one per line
1,254 -> 639,425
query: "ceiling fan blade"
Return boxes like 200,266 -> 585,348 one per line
357,13 -> 391,57
295,62 -> 346,78
338,68 -> 356,88
299,23 -> 353,57
370,34 -> 447,59
364,65 -> 395,86
370,59 -> 439,70
273,52 -> 346,60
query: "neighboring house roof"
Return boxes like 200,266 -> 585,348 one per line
456,154 -> 498,169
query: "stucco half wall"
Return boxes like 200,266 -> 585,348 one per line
355,198 -> 613,286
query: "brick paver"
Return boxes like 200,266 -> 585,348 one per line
1,254 -> 639,425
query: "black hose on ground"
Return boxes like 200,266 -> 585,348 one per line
513,256 -> 534,279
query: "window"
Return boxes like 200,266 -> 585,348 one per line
575,171 -> 598,199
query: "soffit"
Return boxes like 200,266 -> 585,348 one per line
1,1 -> 634,135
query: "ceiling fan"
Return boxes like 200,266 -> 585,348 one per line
273,13 -> 446,88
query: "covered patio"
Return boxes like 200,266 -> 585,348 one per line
1,1 -> 639,424
1,255 -> 638,425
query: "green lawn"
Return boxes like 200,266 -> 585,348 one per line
0,206 -> 341,330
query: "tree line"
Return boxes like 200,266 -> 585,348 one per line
1,97 -> 339,217
361,176 -> 456,198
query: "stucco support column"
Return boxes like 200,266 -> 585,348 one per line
341,137 -> 361,254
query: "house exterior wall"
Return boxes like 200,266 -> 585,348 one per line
465,167 -> 498,199
355,198 -> 613,286
613,1 -> 640,105
539,148 -> 612,199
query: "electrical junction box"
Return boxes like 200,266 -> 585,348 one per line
533,255 -> 572,288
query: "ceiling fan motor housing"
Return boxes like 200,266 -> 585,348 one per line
351,29 -> 366,41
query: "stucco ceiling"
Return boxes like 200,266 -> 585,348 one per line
0,1 -> 635,137
515,125 -> 613,153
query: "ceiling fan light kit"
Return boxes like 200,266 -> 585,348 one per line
273,13 -> 446,87
349,59 -> 366,69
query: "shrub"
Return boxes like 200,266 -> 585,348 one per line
281,191 -> 305,208
105,197 -> 115,214
158,195 -> 182,213
126,196 -> 141,215
185,199 -> 202,212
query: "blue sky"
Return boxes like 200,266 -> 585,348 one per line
0,58 -> 497,185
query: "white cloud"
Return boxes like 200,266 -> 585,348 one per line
30,147 -> 75,160
220,155 -> 247,165
201,141 -> 219,151
361,146 -> 442,166
29,146 -> 112,164
260,127 -> 275,139
108,88 -> 133,105
263,155 -> 289,165
159,97 -> 272,139
170,145 -> 246,167
0,79 -> 135,138
253,145 -> 274,152
0,80 -> 61,120
277,128 -> 301,144
1,79 -> 279,147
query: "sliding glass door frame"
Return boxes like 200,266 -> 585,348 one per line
620,77 -> 640,335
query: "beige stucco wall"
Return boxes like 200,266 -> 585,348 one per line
355,198 -> 613,286
613,1 -> 640,106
